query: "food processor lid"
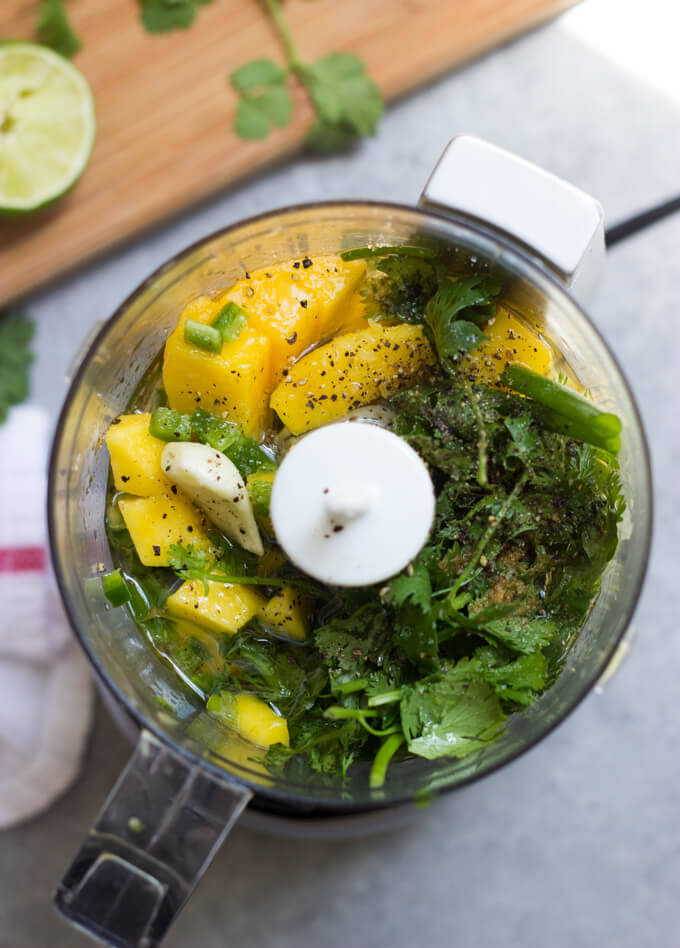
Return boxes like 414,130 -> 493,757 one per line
269,422 -> 435,586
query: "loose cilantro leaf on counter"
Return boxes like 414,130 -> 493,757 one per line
303,53 -> 383,152
36,0 -> 81,58
138,0 -> 214,34
229,1 -> 383,151
0,312 -> 34,425
234,82 -> 293,140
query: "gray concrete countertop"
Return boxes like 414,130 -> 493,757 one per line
2,8 -> 680,948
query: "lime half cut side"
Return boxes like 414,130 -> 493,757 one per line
0,42 -> 95,214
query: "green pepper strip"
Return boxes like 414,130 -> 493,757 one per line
102,569 -> 130,607
184,318 -> 222,353
501,363 -> 622,450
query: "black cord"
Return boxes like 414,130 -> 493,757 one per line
605,195 -> 680,247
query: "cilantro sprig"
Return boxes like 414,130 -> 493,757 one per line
0,312 -> 34,425
36,0 -> 81,58
137,0 -> 215,34
230,0 -> 383,150
168,541 -> 286,594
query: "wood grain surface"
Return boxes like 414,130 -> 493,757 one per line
1,0 -> 575,305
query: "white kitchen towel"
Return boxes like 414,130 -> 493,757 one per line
0,404 -> 94,830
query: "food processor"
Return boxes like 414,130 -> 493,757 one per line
48,136 -> 652,947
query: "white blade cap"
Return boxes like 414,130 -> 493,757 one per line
270,423 -> 435,587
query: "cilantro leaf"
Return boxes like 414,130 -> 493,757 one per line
364,255 -> 438,323
0,313 -> 34,425
400,659 -> 506,760
482,616 -> 557,655
36,0 -> 81,58
304,118 -> 359,154
229,4 -> 383,151
234,86 -> 293,140
139,0 -> 213,33
389,561 -> 432,612
314,603 -> 395,688
303,53 -> 383,149
230,59 -> 288,93
425,276 -> 501,363
504,413 -> 539,459
478,649 -> 548,707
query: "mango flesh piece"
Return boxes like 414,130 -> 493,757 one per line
270,322 -> 437,435
117,491 -> 214,566
233,694 -> 289,748
162,295 -> 273,438
106,413 -> 172,497
216,256 -> 366,380
462,306 -> 552,385
260,585 -> 309,641
208,691 -> 290,749
336,285 -> 370,334
166,579 -> 264,635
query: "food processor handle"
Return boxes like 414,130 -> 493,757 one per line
54,729 -> 252,948
419,135 -> 606,303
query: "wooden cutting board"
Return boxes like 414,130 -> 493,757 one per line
2,0 -> 575,306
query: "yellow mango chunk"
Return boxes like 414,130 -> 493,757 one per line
163,295 -> 272,437
462,306 -> 552,385
270,322 -> 437,434
106,413 -> 171,497
186,712 -> 273,784
216,256 -> 365,380
234,694 -> 289,748
207,691 -> 289,748
260,586 -> 309,641
118,491 -> 213,566
166,579 -> 264,635
213,733 -> 272,783
335,285 -> 370,334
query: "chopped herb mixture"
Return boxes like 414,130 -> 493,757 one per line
105,247 -> 624,788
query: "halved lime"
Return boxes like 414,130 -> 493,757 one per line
0,42 -> 95,214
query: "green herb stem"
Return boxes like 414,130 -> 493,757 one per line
262,0 -> 303,71
367,690 -> 402,708
369,734 -> 405,789
448,472 -> 528,600
323,706 -> 400,738
334,678 -> 370,696
467,384 -> 489,487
